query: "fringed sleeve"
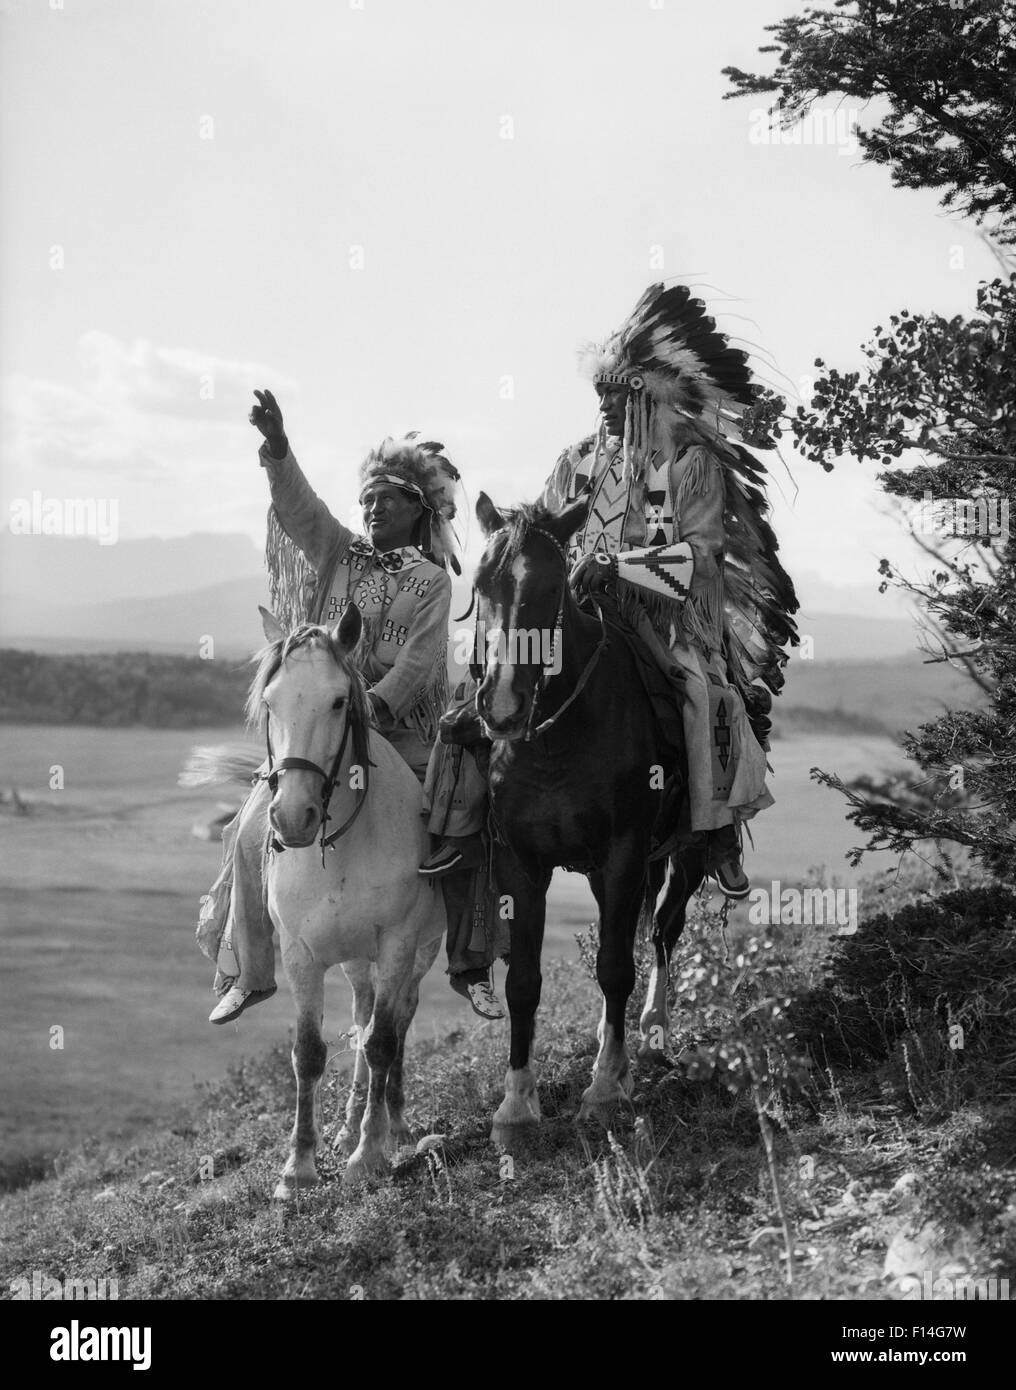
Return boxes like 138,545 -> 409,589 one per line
369,569 -> 452,743
265,507 -> 316,637
259,441 -> 352,633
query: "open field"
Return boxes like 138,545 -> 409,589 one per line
0,722 -> 906,1168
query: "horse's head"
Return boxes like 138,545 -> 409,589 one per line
473,491 -> 590,740
248,604 -> 367,848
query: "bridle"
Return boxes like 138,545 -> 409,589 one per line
261,702 -> 370,864
478,523 -> 609,741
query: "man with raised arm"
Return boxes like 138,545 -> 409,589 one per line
195,390 -> 505,1024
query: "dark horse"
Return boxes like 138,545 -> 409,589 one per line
473,491 -> 707,1145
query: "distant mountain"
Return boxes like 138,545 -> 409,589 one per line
790,611 -> 919,661
0,597 -> 924,665
0,531 -> 926,663
0,531 -> 263,606
791,569 -> 914,621
0,576 -> 268,658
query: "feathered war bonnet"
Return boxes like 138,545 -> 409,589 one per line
578,282 -> 762,480
357,432 -> 463,576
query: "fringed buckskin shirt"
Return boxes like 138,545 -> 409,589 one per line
260,442 -> 451,744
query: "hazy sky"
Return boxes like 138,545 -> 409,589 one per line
0,0 -> 999,611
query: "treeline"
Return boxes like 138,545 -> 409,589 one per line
0,648 -> 906,734
0,650 -> 251,727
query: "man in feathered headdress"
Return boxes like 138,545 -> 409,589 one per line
544,283 -> 799,892
196,390 -> 505,1023
423,284 -> 796,897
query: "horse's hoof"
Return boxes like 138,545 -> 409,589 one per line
490,1119 -> 538,1154
272,1172 -> 318,1201
636,1043 -> 675,1069
343,1149 -> 391,1185
576,1079 -> 630,1128
576,1099 -> 615,1129
387,1124 -> 413,1153
332,1126 -> 359,1156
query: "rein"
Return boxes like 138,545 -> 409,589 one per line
528,595 -> 608,739
262,709 -> 370,864
482,523 -> 610,742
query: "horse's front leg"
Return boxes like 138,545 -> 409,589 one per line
577,847 -> 646,1127
344,938 -> 415,1184
637,845 -> 706,1066
273,941 -> 326,1201
334,959 -> 374,1156
386,935 -> 442,1152
491,851 -> 550,1152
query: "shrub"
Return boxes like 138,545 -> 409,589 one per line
789,885 -> 1016,1067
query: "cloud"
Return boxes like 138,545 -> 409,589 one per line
1,332 -> 296,482
74,333 -> 297,423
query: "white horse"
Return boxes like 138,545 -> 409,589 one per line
249,605 -> 445,1195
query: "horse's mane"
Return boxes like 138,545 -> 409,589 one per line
476,501 -> 556,586
245,623 -> 370,734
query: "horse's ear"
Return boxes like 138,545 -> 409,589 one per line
476,492 -> 505,536
332,602 -> 362,654
543,493 -> 591,546
259,606 -> 285,644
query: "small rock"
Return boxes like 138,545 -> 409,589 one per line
891,1172 -> 919,1197
415,1134 -> 447,1156
747,1226 -> 784,1250
883,1220 -> 960,1287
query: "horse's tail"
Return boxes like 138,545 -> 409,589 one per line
178,742 -> 263,788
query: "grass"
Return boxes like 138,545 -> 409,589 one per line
4,893 -> 1014,1302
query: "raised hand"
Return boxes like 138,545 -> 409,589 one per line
250,389 -> 286,448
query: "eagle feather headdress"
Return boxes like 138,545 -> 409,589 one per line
578,282 -> 799,732
579,282 -> 759,451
